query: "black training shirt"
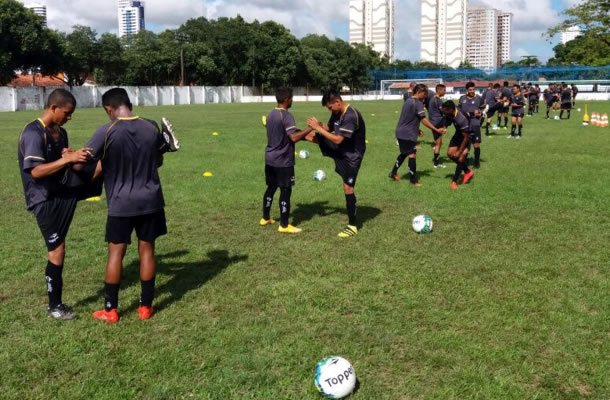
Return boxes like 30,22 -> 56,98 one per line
265,108 -> 298,168
327,105 -> 366,163
396,97 -> 426,141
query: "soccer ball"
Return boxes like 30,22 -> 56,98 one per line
577,108 -> 582,112
554,115 -> 560,120
315,357 -> 356,399
412,215 -> 433,234
299,150 -> 310,159
313,170 -> 326,181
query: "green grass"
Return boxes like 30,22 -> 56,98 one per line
1,101 -> 610,399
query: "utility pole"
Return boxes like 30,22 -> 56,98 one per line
175,33 -> 190,86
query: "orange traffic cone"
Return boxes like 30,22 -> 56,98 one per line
601,113 -> 609,128
591,112 -> 599,127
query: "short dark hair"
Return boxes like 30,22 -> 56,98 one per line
503,81 -> 509,87
466,81 -> 475,89
413,83 -> 428,95
275,87 -> 293,104
102,88 -> 133,110
45,88 -> 76,109
513,84 -> 520,89
322,90 -> 342,106
488,83 -> 493,87
442,100 -> 456,111
493,83 -> 501,89
435,84 -> 446,92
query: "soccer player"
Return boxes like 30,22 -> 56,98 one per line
427,84 -> 447,168
544,84 -> 555,119
389,83 -> 446,184
87,88 -> 172,323
509,85 -> 525,138
534,84 -> 542,113
552,84 -> 562,112
498,81 -> 512,130
458,82 -> 484,169
527,83 -> 537,117
571,84 -> 579,107
403,82 -> 416,102
560,83 -> 573,120
482,83 -> 502,135
306,91 -> 366,238
17,89 -> 94,320
261,88 -> 313,234
442,101 -> 474,190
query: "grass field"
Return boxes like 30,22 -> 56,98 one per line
1,100 -> 610,399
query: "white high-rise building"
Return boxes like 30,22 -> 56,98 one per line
465,7 -> 512,70
497,12 -> 512,68
25,2 -> 47,27
420,0 -> 467,68
561,26 -> 581,45
118,0 -> 145,38
349,0 -> 395,60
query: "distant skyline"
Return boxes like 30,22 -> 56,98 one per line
20,0 -> 577,63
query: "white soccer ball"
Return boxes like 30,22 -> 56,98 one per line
412,215 -> 433,234
554,115 -> 560,120
315,357 -> 356,399
577,108 -> 582,112
313,170 -> 326,181
299,150 -> 310,159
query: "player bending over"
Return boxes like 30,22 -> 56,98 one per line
306,91 -> 366,238
260,88 -> 313,234
442,101 -> 474,190
509,85 -> 525,138
389,83 -> 446,184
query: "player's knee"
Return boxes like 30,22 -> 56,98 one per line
48,243 -> 66,264
343,184 -> 354,195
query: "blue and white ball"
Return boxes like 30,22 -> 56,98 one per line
299,150 -> 310,159
313,170 -> 326,181
315,357 -> 356,399
412,215 -> 433,234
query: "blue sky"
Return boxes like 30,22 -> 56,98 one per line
37,0 -> 573,63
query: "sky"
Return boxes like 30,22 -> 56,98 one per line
23,0 -> 580,63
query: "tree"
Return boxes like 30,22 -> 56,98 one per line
0,0 -> 64,84
61,25 -> 99,86
94,33 -> 126,85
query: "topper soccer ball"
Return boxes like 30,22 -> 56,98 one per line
315,357 -> 356,399
299,150 -> 310,159
313,170 -> 326,181
412,215 -> 433,233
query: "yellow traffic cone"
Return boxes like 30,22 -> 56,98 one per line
601,113 -> 609,128
583,104 -> 590,125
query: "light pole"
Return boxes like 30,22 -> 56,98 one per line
175,33 -> 190,86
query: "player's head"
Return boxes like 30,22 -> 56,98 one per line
466,81 -> 476,96
512,84 -> 520,94
487,83 -> 493,88
322,90 -> 344,113
44,88 -> 76,126
435,84 -> 446,97
275,87 -> 293,109
441,100 -> 456,116
412,83 -> 428,100
535,84 -> 540,88
562,82 -> 568,89
503,81 -> 509,87
102,88 -> 133,119
493,83 -> 501,89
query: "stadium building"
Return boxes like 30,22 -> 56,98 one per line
24,2 -> 47,27
349,0 -> 395,60
465,7 -> 513,70
420,0 -> 467,68
117,0 -> 145,38
561,26 -> 581,45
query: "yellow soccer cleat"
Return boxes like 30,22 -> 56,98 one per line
260,218 -> 276,226
337,225 -> 358,238
278,224 -> 302,234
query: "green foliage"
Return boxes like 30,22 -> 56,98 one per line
94,33 -> 126,86
61,25 -> 99,86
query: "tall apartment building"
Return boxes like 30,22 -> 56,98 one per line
349,0 -> 395,59
25,2 -> 47,26
465,7 -> 512,70
118,0 -> 145,38
561,26 -> 581,45
420,0 -> 467,68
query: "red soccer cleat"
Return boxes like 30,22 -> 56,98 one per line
451,181 -> 458,190
463,170 -> 475,184
389,173 -> 400,181
138,306 -> 154,320
92,309 -> 120,324
412,182 -> 422,187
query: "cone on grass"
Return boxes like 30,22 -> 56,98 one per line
583,104 -> 590,125
591,112 -> 600,127
601,113 -> 609,128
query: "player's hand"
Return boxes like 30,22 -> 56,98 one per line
474,110 -> 482,117
307,117 -> 321,130
66,147 -> 93,164
418,130 -> 424,137
438,128 -> 447,135
61,147 -> 74,156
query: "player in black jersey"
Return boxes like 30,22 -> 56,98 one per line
498,81 -> 512,130
543,84 -> 556,119
442,101 -> 475,190
527,83 -> 537,117
534,84 -> 541,113
560,83 -> 573,120
427,84 -> 447,168
458,82 -> 484,169
509,85 -> 525,138
571,84 -> 579,107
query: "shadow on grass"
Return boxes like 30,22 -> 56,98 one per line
74,249 -> 247,314
291,201 -> 381,229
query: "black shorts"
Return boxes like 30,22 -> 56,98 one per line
546,101 -> 554,108
397,139 -> 418,155
430,120 -> 446,140
512,112 -> 525,118
529,98 -> 538,105
468,123 -> 482,144
499,106 -> 509,114
561,102 -> 572,111
449,133 -> 471,150
106,209 -> 167,244
316,134 -> 339,158
265,165 -> 295,188
335,158 -> 361,187
34,197 -> 78,251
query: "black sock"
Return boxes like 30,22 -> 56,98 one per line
391,153 -> 407,175
485,123 -> 490,135
462,161 -> 470,174
452,163 -> 462,182
140,277 -> 155,307
567,111 -> 571,119
504,117 -> 508,127
45,261 -> 63,309
345,194 -> 357,226
433,152 -> 440,165
518,125 -> 523,136
560,110 -> 564,119
262,185 -> 277,220
546,109 -> 550,118
408,158 -> 417,184
511,125 -> 516,135
474,148 -> 480,164
104,282 -> 120,311
279,187 -> 292,228
497,116 -> 501,126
